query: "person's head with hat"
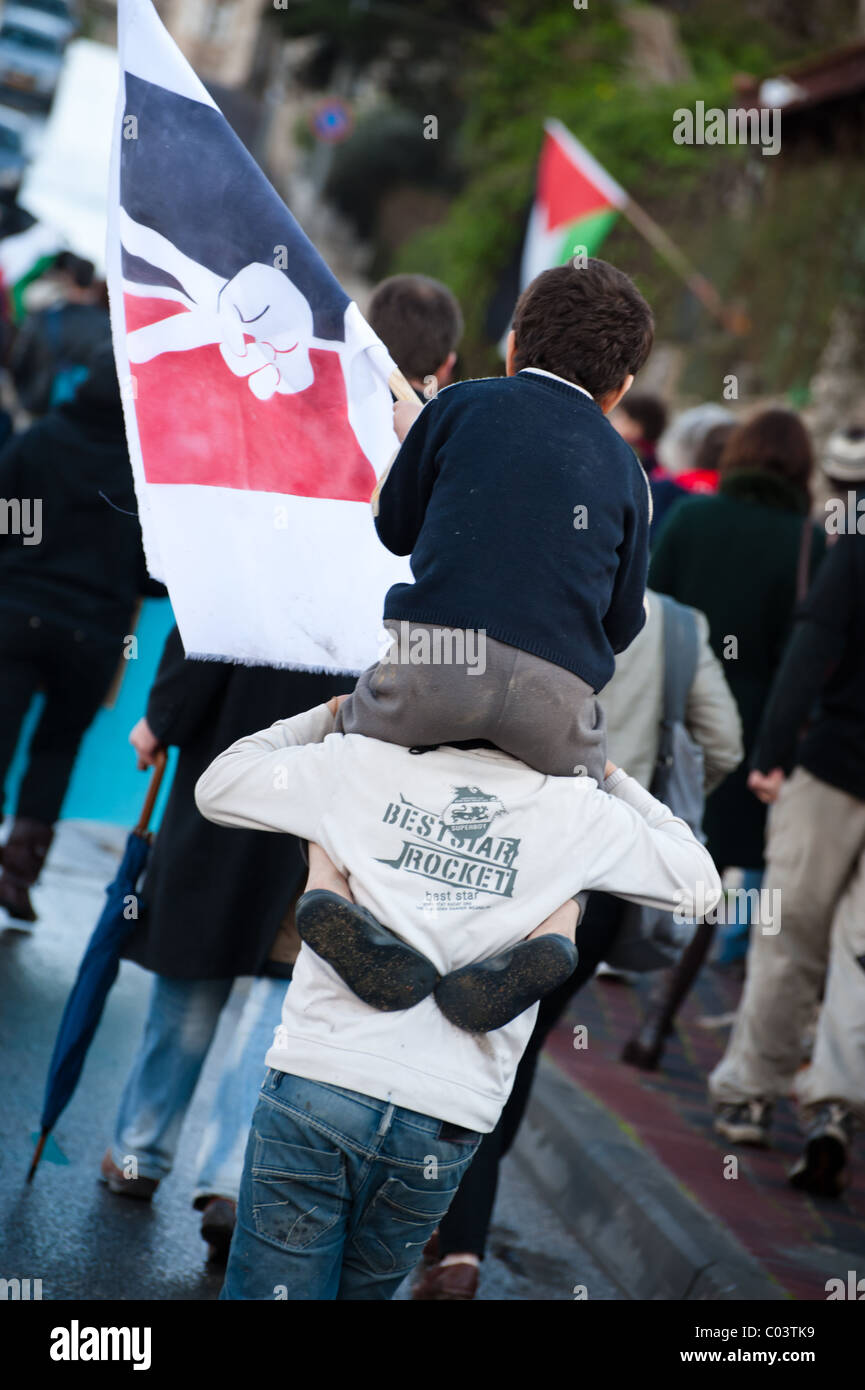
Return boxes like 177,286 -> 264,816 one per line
821,426 -> 865,488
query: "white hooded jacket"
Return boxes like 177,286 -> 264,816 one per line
196,704 -> 722,1132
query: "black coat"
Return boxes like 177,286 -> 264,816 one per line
753,527 -> 865,800
649,470 -> 826,869
0,390 -> 161,638
10,303 -> 112,416
121,627 -> 353,979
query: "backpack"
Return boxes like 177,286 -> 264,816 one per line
603,594 -> 706,972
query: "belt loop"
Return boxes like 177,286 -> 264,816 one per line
376,1102 -> 395,1137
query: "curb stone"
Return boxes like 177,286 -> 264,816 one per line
513,1055 -> 789,1301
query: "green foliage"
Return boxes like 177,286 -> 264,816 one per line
391,1 -> 865,389
274,0 -> 863,390
394,4 -> 739,371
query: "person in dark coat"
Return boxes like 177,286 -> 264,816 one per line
9,253 -> 111,416
101,626 -> 352,1245
122,629 -> 351,981
610,391 -> 685,542
649,409 -> 825,871
0,348 -> 163,922
623,408 -> 826,1068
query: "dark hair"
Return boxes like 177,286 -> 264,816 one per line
619,391 -> 667,443
368,274 -> 463,382
719,409 -> 814,499
694,421 -> 735,475
511,260 -> 654,401
54,251 -> 95,289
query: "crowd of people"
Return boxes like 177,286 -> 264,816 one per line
1,249 -> 862,1300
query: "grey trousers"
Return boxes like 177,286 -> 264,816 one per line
337,621 -> 606,782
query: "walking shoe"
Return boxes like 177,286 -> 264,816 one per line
0,817 -> 53,923
595,961 -> 639,985
788,1103 -> 856,1198
99,1149 -> 159,1200
713,1100 -> 773,1147
412,1257 -> 479,1301
620,1029 -> 672,1071
295,890 -> 440,1011
198,1196 -> 237,1261
434,934 -> 578,1033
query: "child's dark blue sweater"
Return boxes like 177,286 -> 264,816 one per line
374,369 -> 650,691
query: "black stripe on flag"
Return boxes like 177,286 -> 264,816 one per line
120,73 -> 349,342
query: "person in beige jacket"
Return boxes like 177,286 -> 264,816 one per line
602,588 -> 743,798
413,589 -> 743,1300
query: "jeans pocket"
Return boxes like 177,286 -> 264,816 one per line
351,1176 -> 459,1276
251,1131 -> 346,1252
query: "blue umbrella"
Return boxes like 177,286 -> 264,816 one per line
27,753 -> 167,1182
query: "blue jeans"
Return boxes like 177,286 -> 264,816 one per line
221,1071 -> 482,1300
112,974 -> 287,1202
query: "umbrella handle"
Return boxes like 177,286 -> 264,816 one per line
134,750 -> 168,838
26,1129 -> 49,1183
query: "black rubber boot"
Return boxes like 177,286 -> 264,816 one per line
199,1196 -> 237,1262
295,889 -> 440,1011
434,934 -> 578,1033
0,817 -> 54,923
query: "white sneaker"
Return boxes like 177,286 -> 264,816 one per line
714,1099 -> 773,1146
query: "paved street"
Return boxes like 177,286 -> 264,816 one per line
0,822 -> 622,1302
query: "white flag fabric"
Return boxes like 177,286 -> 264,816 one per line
108,0 -> 411,671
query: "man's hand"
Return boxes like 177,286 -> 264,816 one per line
129,716 -> 163,771
604,760 -> 618,780
393,398 -> 423,442
748,768 -> 785,804
326,693 -> 351,718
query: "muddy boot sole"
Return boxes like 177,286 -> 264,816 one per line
296,890 -> 439,1011
434,934 -> 578,1033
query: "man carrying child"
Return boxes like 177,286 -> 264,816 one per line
194,259 -> 694,1299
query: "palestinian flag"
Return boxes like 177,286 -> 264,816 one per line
520,119 -> 626,288
0,222 -> 65,320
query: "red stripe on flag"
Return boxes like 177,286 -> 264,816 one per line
538,129 -> 612,234
123,294 -> 377,502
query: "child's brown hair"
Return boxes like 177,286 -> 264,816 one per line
512,260 -> 654,402
368,274 -> 463,383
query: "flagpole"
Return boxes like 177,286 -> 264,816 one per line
388,367 -> 420,402
620,196 -> 746,333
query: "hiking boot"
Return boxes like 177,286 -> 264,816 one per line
789,1103 -> 856,1198
412,1258 -> 479,1301
99,1149 -> 159,1200
295,890 -> 440,1011
0,817 -> 54,923
434,934 -> 578,1033
198,1196 -> 237,1261
713,1099 -> 773,1147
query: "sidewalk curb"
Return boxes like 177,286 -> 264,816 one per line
514,1056 -> 788,1301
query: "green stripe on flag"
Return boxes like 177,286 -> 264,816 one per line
556,208 -> 619,265
11,253 -> 58,321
